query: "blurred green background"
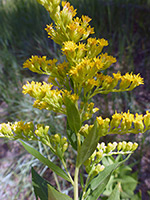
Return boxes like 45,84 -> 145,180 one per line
0,0 -> 150,199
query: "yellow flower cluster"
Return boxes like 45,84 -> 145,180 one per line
22,81 -> 79,113
68,54 -> 116,95
0,121 -> 50,146
23,55 -> 57,74
23,56 -> 71,88
86,71 -> 144,97
22,1 -> 144,100
96,110 -> 150,136
44,1 -> 94,45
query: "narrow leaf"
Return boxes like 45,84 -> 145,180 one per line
20,140 -> 71,182
32,167 -> 49,200
77,122 -> 99,167
65,97 -> 81,133
48,184 -> 72,200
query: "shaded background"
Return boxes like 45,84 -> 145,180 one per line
0,0 -> 150,199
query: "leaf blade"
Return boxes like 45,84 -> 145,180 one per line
20,140 -> 71,182
77,122 -> 99,167
107,183 -> 120,200
48,184 -> 72,200
86,155 -> 130,200
32,167 -> 49,200
65,97 -> 81,134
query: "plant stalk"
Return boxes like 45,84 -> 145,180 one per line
74,166 -> 79,200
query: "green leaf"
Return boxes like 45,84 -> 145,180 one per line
107,184 -> 120,200
67,121 -> 77,150
48,184 -> 72,200
86,155 -> 130,200
86,176 -> 110,200
65,96 -> 81,133
20,140 -> 71,182
32,167 -> 49,200
77,122 -> 99,167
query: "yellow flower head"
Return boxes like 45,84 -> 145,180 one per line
63,90 -> 79,103
62,1 -> 77,18
62,41 -> 78,53
81,15 -> 92,24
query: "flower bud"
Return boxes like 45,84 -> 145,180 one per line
144,111 -> 150,128
125,142 -> 133,151
122,141 -> 127,151
117,142 -> 122,151
106,142 -> 114,153
131,142 -> 138,151
96,150 -> 103,160
84,158 -> 91,166
62,142 -> 68,152
134,114 -> 144,131
60,137 -> 67,146
54,133 -> 61,143
79,124 -> 89,137
93,164 -> 105,176
0,123 -> 13,137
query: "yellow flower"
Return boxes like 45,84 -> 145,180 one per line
61,1 -> 77,18
62,90 -> 79,103
130,73 -> 144,88
110,111 -> 122,129
122,110 -> 134,129
134,113 -> 144,131
144,110 -> 150,128
119,72 -> 144,90
0,123 -> 13,138
62,41 -> 78,52
100,53 -> 117,69
23,55 -> 57,74
81,15 -> 92,23
113,71 -> 121,80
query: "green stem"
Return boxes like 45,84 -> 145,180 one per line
61,159 -> 74,186
43,144 -> 61,191
74,166 -> 79,200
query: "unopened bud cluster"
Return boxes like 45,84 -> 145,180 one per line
50,134 -> 68,158
97,141 -> 138,155
84,150 -> 105,177
0,121 -> 50,145
84,141 -> 138,177
80,102 -> 99,122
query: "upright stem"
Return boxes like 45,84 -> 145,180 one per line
74,132 -> 81,200
74,166 -> 79,200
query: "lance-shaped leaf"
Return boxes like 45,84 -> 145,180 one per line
76,122 -> 99,167
20,140 -> 71,182
86,155 -> 130,200
32,167 -> 49,200
48,184 -> 72,200
65,96 -> 81,134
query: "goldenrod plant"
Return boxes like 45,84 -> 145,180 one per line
0,0 -> 150,199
